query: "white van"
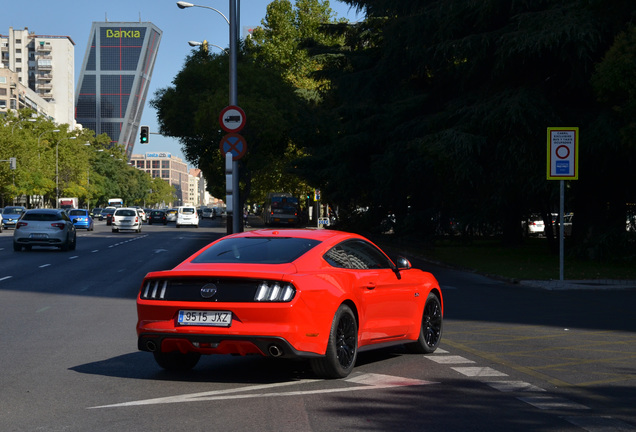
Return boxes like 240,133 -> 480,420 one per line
176,206 -> 199,228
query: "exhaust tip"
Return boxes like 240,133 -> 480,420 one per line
268,344 -> 283,357
146,340 -> 157,352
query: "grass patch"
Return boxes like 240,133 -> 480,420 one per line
379,236 -> 636,281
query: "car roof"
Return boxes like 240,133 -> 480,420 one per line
25,208 -> 63,214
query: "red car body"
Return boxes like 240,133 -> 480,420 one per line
136,228 -> 443,378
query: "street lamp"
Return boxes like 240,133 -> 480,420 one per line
11,118 -> 37,134
56,136 -> 76,207
176,1 -> 230,24
178,0 -> 241,233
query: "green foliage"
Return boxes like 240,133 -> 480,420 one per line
0,110 -> 156,208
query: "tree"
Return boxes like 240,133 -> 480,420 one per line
151,48 -> 307,208
302,0 -> 636,251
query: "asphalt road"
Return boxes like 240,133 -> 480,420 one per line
0,218 -> 634,431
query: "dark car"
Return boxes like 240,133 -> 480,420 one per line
148,210 -> 167,225
101,207 -> 116,225
13,209 -> 77,251
68,209 -> 94,230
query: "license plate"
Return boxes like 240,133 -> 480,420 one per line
30,233 -> 48,239
178,310 -> 232,326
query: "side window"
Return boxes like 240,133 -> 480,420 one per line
323,246 -> 350,268
324,240 -> 393,269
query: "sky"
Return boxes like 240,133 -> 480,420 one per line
1,0 -> 363,166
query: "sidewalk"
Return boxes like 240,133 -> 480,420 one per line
519,279 -> 636,290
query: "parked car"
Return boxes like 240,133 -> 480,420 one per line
148,210 -> 167,225
165,209 -> 177,222
136,229 -> 443,378
112,207 -> 142,233
0,210 -> 3,233
67,209 -> 94,231
2,206 -> 26,230
524,215 -> 545,236
13,209 -> 77,251
176,205 -> 199,228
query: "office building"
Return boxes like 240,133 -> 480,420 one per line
75,22 -> 162,159
0,27 -> 75,125
130,152 -> 189,206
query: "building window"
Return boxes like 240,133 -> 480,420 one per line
152,160 -> 160,169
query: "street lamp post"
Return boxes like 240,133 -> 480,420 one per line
178,0 -> 241,233
56,136 -> 76,207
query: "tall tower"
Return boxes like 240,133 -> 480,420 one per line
75,22 -> 162,159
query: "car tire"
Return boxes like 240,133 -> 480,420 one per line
112,229 -> 118,233
310,304 -> 357,379
153,351 -> 201,371
69,234 -> 77,251
13,242 -> 21,251
405,293 -> 443,354
60,235 -> 72,251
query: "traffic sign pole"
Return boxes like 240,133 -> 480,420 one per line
547,127 -> 579,282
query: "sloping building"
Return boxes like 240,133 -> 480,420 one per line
75,22 -> 162,159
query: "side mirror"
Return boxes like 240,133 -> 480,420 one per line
395,256 -> 412,270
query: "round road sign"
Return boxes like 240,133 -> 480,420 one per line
219,133 -> 247,160
219,105 -> 246,133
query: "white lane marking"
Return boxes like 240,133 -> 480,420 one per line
452,366 -> 508,377
92,250 -> 99,253
562,416 -> 636,431
0,276 -> 12,282
36,306 -> 51,313
89,373 -> 437,409
486,381 -> 546,393
69,256 -> 79,260
427,355 -> 475,364
518,396 -> 589,410
39,264 -> 51,268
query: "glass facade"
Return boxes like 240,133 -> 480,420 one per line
75,22 -> 162,159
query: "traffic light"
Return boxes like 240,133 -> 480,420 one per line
140,125 -> 149,144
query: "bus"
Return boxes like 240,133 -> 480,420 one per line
262,193 -> 299,226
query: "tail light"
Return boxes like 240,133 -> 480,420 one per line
16,222 -> 27,229
51,223 -> 65,230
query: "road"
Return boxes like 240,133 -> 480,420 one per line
0,217 -> 634,431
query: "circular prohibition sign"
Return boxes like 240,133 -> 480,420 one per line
219,133 -> 247,160
555,145 -> 571,159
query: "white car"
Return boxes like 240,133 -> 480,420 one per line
112,207 -> 142,233
176,206 -> 199,228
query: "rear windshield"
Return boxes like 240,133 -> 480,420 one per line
22,213 -> 62,222
180,207 -> 195,214
69,210 -> 86,216
115,209 -> 136,216
192,237 -> 321,264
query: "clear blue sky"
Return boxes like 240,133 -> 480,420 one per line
1,1 -> 363,164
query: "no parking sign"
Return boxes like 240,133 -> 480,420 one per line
547,127 -> 579,180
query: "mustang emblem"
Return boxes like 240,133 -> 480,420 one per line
200,284 -> 218,298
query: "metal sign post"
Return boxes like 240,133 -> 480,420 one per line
547,127 -> 579,281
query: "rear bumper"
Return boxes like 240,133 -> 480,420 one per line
137,332 -> 321,359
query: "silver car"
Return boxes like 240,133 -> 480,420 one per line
13,209 -> 77,251
112,207 -> 142,233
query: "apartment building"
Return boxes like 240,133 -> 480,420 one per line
0,27 -> 75,125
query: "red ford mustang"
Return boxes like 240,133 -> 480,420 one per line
136,228 -> 443,378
